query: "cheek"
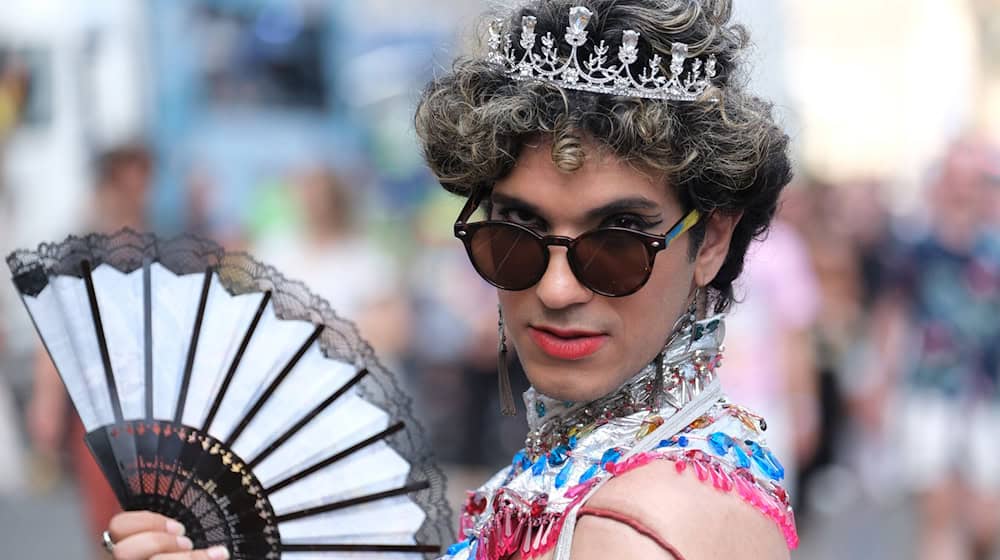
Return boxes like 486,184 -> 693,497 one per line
617,250 -> 693,346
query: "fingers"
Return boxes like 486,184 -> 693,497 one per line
109,511 -> 186,542
112,532 -> 194,560
150,546 -> 231,560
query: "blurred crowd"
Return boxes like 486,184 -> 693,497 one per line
0,1 -> 999,560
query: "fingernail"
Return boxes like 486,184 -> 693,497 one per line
207,546 -> 230,560
176,536 -> 193,550
166,520 -> 186,536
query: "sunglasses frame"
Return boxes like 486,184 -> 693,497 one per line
453,191 -> 702,297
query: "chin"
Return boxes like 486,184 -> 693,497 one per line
521,361 -> 621,403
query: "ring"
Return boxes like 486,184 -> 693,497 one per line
102,530 -> 115,554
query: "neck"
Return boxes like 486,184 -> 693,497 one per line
521,314 -> 726,459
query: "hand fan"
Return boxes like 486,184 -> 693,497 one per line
6,229 -> 452,559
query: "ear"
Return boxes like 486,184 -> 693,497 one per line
693,211 -> 742,287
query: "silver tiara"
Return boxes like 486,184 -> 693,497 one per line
487,5 -> 717,101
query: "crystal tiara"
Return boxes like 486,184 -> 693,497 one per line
487,5 -> 718,101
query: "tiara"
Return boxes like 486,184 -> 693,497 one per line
487,5 -> 717,101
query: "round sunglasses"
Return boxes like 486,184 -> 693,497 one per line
454,193 -> 701,297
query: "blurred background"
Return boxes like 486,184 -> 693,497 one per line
0,0 -> 998,558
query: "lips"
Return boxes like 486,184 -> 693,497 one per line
528,325 -> 608,361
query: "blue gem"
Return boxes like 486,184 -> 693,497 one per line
764,447 -> 786,480
535,400 -> 547,418
677,436 -> 689,447
746,441 -> 785,481
568,435 -> 579,449
579,463 -> 599,484
657,438 -> 674,448
555,458 -> 575,489
563,400 -> 575,407
600,448 -> 622,469
733,443 -> 751,469
707,432 -> 733,456
512,450 -> 529,470
548,445 -> 569,466
446,538 -> 472,555
469,540 -> 478,558
532,454 -> 548,476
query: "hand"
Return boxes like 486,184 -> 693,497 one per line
107,511 -> 230,560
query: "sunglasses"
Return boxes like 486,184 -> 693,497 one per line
454,192 -> 701,297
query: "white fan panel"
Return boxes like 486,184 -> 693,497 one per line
282,532 -> 420,546
254,392 -> 389,485
180,275 -> 266,429
21,278 -> 111,430
281,546 -> 420,560
269,441 -> 411,514
277,495 -> 426,541
229,346 -> 356,460
205,303 -> 316,442
91,265 -> 146,420
150,265 -> 208,420
278,496 -> 427,544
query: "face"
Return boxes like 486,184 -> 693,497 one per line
492,139 -> 737,402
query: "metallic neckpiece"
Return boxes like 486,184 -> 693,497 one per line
487,6 -> 718,102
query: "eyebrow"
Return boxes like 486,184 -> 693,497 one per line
490,192 -> 661,222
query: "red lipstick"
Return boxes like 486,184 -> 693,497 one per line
528,325 -> 608,360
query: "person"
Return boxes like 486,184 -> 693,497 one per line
873,139 -> 1000,560
104,1 -> 796,558
254,165 -> 412,362
28,142 -> 152,560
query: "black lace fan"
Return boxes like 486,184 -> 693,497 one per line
7,230 -> 451,559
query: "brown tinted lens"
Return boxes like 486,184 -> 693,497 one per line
468,223 -> 547,290
572,229 -> 652,296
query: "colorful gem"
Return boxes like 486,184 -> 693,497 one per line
555,458 -> 575,489
464,491 -> 488,515
535,400 -> 547,418
446,538 -> 472,555
579,464 -> 599,484
600,448 -> 622,469
531,454 -> 548,476
548,445 -> 569,466
707,432 -> 734,456
746,440 -> 785,481
732,442 -> 751,469
677,436 -> 689,447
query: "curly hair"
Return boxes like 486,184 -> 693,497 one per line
414,0 -> 792,311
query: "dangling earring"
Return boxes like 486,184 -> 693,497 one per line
497,305 -> 517,416
687,286 -> 702,324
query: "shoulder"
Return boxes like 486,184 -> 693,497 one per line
571,459 -> 790,560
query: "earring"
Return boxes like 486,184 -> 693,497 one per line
497,305 -> 517,416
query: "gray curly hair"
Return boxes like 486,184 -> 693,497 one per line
414,0 -> 792,311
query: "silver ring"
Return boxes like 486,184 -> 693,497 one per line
102,530 -> 115,555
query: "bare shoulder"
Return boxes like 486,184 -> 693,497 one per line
570,460 -> 790,560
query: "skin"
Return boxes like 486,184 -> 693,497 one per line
495,138 -> 738,403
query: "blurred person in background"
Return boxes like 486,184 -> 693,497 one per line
723,214 -> 820,501
27,142 -> 152,560
874,139 -> 1000,560
255,166 -> 412,363
0,50 -> 29,497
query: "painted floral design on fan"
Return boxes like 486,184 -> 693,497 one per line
7,229 -> 451,559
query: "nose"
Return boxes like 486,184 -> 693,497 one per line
535,247 -> 594,309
